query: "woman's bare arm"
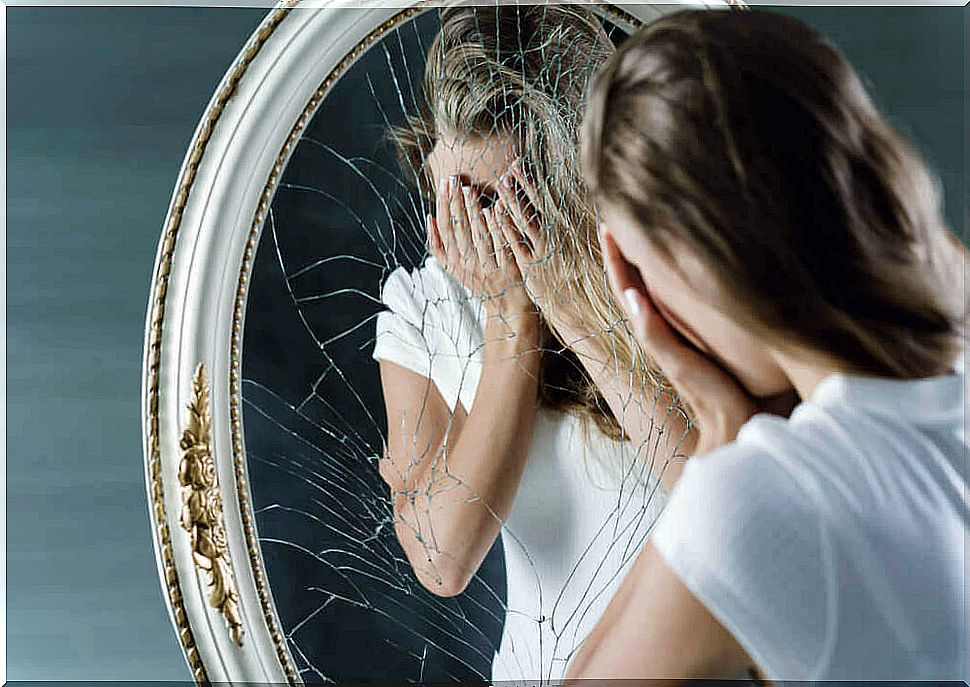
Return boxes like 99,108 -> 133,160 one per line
492,164 -> 696,491
376,174 -> 550,596
562,541 -> 753,683
552,326 -> 696,491
378,313 -> 543,598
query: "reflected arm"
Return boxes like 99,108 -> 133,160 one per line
551,319 -> 697,492
377,315 -> 542,597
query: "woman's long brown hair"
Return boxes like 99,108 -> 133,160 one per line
583,9 -> 965,379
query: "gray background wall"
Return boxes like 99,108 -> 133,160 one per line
5,4 -> 965,681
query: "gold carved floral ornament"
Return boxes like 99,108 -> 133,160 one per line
178,363 -> 245,646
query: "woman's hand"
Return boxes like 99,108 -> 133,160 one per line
598,225 -> 795,456
428,175 -> 534,322
491,160 -> 584,337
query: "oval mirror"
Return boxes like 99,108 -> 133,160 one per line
143,1 -> 740,683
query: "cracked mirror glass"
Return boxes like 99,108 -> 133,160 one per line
242,5 -> 691,683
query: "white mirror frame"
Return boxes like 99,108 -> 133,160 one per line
142,0 -> 740,683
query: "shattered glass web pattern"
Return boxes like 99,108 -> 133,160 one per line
242,6 -> 686,683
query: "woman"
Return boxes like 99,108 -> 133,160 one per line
569,8 -> 967,681
371,4 -> 691,682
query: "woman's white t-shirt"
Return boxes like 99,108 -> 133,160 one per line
651,351 -> 968,681
372,257 -> 670,683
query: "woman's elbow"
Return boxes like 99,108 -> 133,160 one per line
407,548 -> 473,598
415,567 -> 470,598
392,519 -> 472,597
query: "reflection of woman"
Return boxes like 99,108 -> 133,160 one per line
371,5 -> 687,682
568,8 -> 968,681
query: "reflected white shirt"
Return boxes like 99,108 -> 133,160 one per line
373,256 -> 670,683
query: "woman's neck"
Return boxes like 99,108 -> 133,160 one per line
768,348 -> 841,402
770,345 -> 963,402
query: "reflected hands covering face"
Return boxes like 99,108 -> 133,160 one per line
425,128 -> 576,334
599,204 -> 798,454
423,129 -> 539,322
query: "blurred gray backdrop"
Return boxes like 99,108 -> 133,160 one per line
6,4 -> 965,682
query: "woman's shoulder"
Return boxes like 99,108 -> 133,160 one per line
672,431 -> 812,510
380,257 -> 482,323
683,387 -> 968,538
653,421 -> 832,571
649,435 -> 832,679
380,256 -> 454,308
654,390 -> 968,681
381,256 -> 478,309
744,373 -> 967,493
375,257 -> 487,412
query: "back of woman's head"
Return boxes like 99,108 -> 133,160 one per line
583,8 -> 965,378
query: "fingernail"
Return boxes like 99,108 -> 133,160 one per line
623,288 -> 643,327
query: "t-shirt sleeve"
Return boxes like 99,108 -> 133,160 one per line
372,265 -> 434,380
649,437 -> 833,681
371,259 -> 484,412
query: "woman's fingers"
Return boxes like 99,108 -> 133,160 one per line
447,177 -> 474,276
435,176 -> 456,268
495,174 -> 538,255
624,286 -> 704,388
483,205 -> 508,269
599,227 -> 680,368
463,185 -> 495,271
509,159 -> 542,226
599,226 -> 742,415
599,223 -> 643,311
509,160 -> 546,255
496,201 -> 524,260
498,201 -> 532,276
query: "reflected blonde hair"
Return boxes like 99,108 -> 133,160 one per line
392,4 -> 663,441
